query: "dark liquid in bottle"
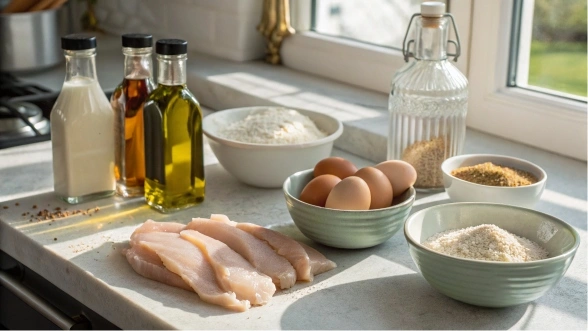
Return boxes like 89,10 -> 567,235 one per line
111,78 -> 153,197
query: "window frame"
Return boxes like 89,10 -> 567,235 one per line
467,0 -> 586,161
282,0 -> 586,161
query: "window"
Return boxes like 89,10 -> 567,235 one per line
312,0 -> 422,50
512,0 -> 587,100
283,0 -> 586,160
284,0 -> 469,94
468,0 -> 586,160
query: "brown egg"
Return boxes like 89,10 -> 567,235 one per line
299,174 -> 342,207
354,167 -> 393,209
325,176 -> 371,210
314,157 -> 358,179
375,160 -> 417,197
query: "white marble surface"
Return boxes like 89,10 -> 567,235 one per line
4,33 -> 587,330
0,130 -> 586,329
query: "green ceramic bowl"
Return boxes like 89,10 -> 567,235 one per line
404,203 -> 580,307
283,169 -> 415,249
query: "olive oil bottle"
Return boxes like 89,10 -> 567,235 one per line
143,39 -> 205,213
111,34 -> 155,197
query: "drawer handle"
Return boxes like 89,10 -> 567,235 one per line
0,270 -> 77,330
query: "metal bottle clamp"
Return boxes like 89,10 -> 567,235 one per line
402,13 -> 462,62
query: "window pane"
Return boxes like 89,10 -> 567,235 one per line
516,0 -> 587,99
312,0 -> 425,49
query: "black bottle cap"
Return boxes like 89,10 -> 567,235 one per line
156,39 -> 188,55
61,34 -> 96,50
122,33 -> 153,48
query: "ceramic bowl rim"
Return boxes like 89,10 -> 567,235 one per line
203,107 -> 344,150
283,169 -> 416,213
404,202 -> 580,266
441,153 -> 548,190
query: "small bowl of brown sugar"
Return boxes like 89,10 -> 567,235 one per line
441,154 -> 547,208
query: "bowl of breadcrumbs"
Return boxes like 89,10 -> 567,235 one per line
404,202 -> 580,308
441,154 -> 547,208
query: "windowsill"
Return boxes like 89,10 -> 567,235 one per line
185,51 -> 585,165
186,51 -> 391,162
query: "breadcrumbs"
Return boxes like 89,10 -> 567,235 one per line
451,162 -> 538,187
423,224 -> 548,262
402,137 -> 446,188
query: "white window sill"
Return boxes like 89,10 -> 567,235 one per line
186,52 -> 390,162
185,51 -> 586,165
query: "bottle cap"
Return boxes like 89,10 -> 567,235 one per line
421,1 -> 445,17
61,34 -> 97,50
156,39 -> 188,55
122,33 -> 153,48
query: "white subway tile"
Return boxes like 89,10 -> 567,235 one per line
142,0 -> 168,33
95,0 -> 119,12
215,11 -> 264,60
180,0 -> 262,14
167,2 -> 216,45
119,0 -> 139,15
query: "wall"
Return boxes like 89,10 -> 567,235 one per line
91,0 -> 265,62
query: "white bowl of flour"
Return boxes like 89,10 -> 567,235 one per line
203,107 -> 343,188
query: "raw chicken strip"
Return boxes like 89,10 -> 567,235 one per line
180,230 -> 276,306
130,220 -> 186,245
211,215 -> 337,280
186,218 -> 297,289
233,221 -> 314,282
299,242 -> 337,276
136,232 -> 250,312
124,245 -> 192,291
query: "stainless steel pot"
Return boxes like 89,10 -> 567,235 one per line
0,8 -> 62,72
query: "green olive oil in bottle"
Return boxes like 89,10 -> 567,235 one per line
143,39 -> 205,213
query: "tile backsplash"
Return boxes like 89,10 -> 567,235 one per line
93,0 -> 265,62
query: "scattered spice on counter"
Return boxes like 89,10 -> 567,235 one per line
26,206 -> 101,222
15,202 -> 19,206
54,238 -> 57,241
451,162 -> 538,187
423,224 -> 548,262
402,136 -> 446,188
32,205 -> 37,209
2,206 -> 8,209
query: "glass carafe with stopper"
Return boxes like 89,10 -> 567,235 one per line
50,35 -> 115,204
387,1 -> 468,192
143,39 -> 205,213
111,34 -> 155,197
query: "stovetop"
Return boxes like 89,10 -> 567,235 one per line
0,73 -> 113,150
0,73 -> 58,149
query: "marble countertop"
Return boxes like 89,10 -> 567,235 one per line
3,33 -> 586,330
0,132 -> 586,329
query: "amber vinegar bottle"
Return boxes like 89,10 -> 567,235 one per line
111,34 -> 155,197
143,39 -> 205,213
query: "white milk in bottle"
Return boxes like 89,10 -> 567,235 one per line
51,35 -> 115,204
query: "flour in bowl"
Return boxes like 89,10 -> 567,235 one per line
423,224 -> 548,262
219,108 -> 327,144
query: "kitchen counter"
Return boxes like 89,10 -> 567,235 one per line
4,33 -> 587,330
0,129 -> 586,329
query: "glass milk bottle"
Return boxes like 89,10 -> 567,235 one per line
51,35 -> 115,203
111,34 -> 155,197
144,39 -> 205,213
387,1 -> 468,192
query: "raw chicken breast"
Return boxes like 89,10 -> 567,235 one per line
210,214 -> 235,225
124,245 -> 193,291
130,220 -> 185,245
180,230 -> 276,306
135,232 -> 250,312
233,222 -> 313,281
186,218 -> 297,289
299,242 -> 337,276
